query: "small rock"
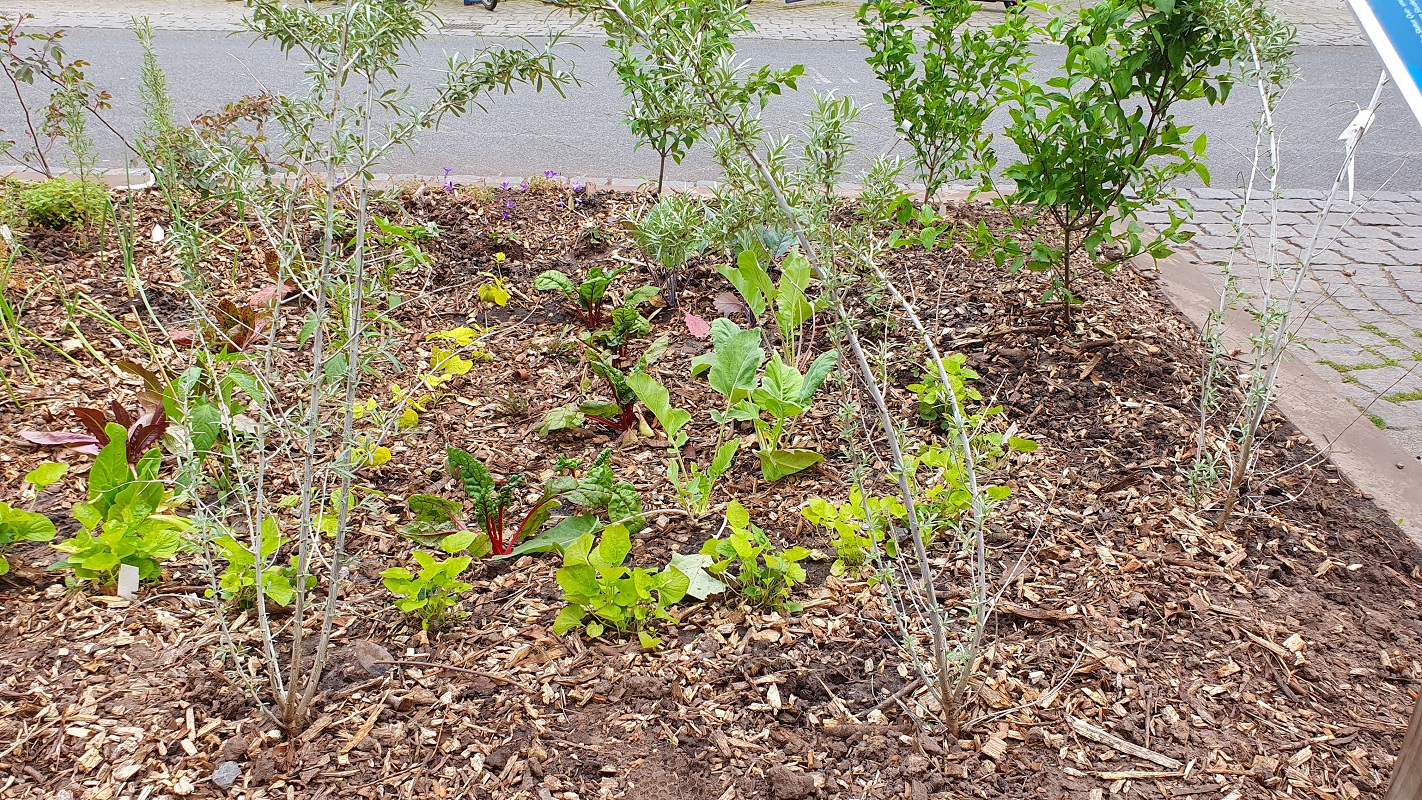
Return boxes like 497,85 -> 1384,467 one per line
210,761 -> 242,789
766,765 -> 818,800
349,640 -> 394,675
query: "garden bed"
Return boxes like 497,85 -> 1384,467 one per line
1,182 -> 1419,800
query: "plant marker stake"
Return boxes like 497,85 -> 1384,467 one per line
117,564 -> 140,600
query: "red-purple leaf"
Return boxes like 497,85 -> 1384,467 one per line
110,399 -> 132,429
248,280 -> 298,309
713,291 -> 749,319
126,406 -> 169,463
18,430 -> 100,447
683,312 -> 711,339
72,408 -> 111,444
169,329 -> 196,347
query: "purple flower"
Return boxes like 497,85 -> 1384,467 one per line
556,200 -> 565,207
543,170 -> 558,179
519,182 -> 529,192
503,211 -> 510,219
501,181 -> 510,190
505,199 -> 515,209
574,198 -> 583,207
572,182 -> 584,193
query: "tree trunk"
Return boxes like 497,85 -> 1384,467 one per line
1385,694 -> 1422,800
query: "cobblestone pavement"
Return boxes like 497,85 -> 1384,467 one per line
1145,188 -> 1422,461
0,0 -> 1369,44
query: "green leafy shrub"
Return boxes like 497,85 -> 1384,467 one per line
51,423 -> 190,585
18,177 -> 108,228
701,500 -> 810,611
553,523 -> 689,648
381,550 -> 472,630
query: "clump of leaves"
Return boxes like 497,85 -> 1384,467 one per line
381,550 -> 472,630
170,298 -> 270,352
701,500 -> 810,611
19,400 -> 168,462
692,319 -> 837,481
17,177 -> 109,228
0,461 -> 62,576
905,352 -> 981,432
627,371 -> 739,519
209,519 -> 311,608
552,523 -> 689,648
801,487 -> 906,575
50,422 -> 190,585
535,264 -> 656,330
403,447 -> 643,557
536,336 -> 668,436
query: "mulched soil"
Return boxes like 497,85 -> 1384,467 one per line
1,182 -> 1419,800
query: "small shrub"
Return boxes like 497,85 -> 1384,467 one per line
18,177 -> 108,228
553,523 -> 689,648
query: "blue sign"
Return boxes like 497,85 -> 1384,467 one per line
1348,0 -> 1422,127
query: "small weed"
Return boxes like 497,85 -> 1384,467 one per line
1368,413 -> 1387,429
1384,390 -> 1422,403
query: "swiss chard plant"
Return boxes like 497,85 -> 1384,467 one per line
50,422 -> 190,585
701,500 -> 810,612
552,523 -> 689,648
403,447 -> 644,557
692,319 -> 837,481
535,264 -> 657,330
537,336 -> 668,435
381,549 -> 472,630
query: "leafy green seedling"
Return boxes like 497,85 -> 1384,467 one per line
627,371 -> 739,518
0,502 -> 56,576
535,265 -> 657,330
801,488 -> 906,575
552,524 -> 689,648
701,500 -> 810,612
210,518 -> 311,608
381,550 -> 473,630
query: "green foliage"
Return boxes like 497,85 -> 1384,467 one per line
627,371 -> 740,518
0,501 -> 56,575
701,500 -> 809,611
632,193 -> 708,270
859,0 -> 1030,202
51,423 -> 190,585
600,0 -> 708,194
855,154 -> 911,224
210,519 -> 310,608
24,461 -> 68,491
801,488 -> 905,575
381,550 -> 472,630
982,0 -> 1266,305
17,177 -> 108,229
692,318 -> 836,481
718,238 -> 820,363
406,447 -> 644,557
905,352 -> 982,431
552,523 -> 689,648
535,265 -> 655,330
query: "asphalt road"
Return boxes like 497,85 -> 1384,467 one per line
2,28 -> 1418,192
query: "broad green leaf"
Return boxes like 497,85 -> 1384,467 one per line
557,563 -> 600,597
626,373 -> 690,440
706,328 -> 764,402
0,503 -> 56,543
552,604 -> 586,635
637,631 -> 662,649
512,514 -> 599,556
534,404 -> 586,437
709,439 -> 740,478
90,424 -> 131,499
798,350 -> 839,404
534,270 -> 577,296
725,500 -> 750,532
186,403 -> 222,456
593,523 -> 632,569
24,462 -> 68,490
759,448 -> 824,482
409,494 -> 462,523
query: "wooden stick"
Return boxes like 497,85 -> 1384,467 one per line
1068,716 -> 1182,770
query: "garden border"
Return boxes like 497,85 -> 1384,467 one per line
9,167 -> 1417,546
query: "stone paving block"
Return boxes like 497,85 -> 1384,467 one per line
1368,191 -> 1417,203
1349,365 -> 1422,395
1191,187 -> 1241,200
1274,199 -> 1321,213
1347,267 -> 1397,287
1379,299 -> 1422,319
1337,296 -> 1377,311
1353,212 -> 1404,226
